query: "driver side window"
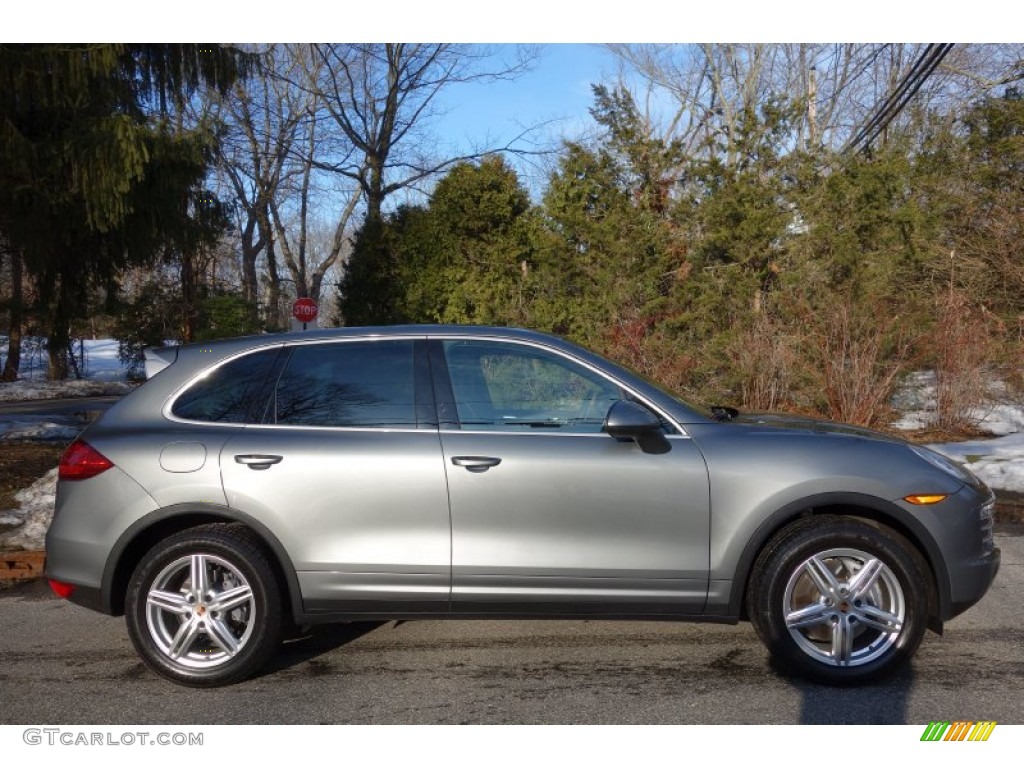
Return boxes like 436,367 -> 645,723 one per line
442,340 -> 622,433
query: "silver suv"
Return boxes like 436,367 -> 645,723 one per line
45,326 -> 1000,687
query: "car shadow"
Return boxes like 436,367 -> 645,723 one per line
776,657 -> 917,724
260,621 -> 388,677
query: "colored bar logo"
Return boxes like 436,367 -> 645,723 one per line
921,721 -> 997,741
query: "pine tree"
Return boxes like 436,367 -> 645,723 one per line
0,44 -> 253,377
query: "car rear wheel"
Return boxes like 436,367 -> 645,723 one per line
125,524 -> 282,687
747,516 -> 929,684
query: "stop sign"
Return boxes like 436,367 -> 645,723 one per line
292,298 -> 318,324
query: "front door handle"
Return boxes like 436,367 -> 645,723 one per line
451,456 -> 502,473
234,454 -> 283,470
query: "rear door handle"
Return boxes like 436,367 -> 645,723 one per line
451,456 -> 502,473
234,454 -> 283,470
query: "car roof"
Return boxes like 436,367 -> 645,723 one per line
182,324 -> 560,348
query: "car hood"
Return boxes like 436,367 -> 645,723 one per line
731,412 -> 906,443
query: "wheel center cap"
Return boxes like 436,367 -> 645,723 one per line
196,605 -> 206,616
838,601 -> 851,613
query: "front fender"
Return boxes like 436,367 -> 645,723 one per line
710,491 -> 950,621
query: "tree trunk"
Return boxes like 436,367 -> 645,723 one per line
180,250 -> 197,343
240,214 -> 262,306
265,237 -> 283,331
1,251 -> 23,382
46,279 -> 70,380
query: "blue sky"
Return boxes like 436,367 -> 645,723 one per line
430,45 -> 621,192
434,45 -> 616,148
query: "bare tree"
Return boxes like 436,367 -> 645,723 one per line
267,81 -> 360,306
608,44 -> 1024,157
297,44 -> 535,226
215,45 -> 302,324
215,45 -> 360,317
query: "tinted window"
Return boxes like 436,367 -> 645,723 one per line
273,341 -> 417,428
443,340 -> 622,433
172,347 -> 279,423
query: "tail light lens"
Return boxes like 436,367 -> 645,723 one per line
59,440 -> 114,480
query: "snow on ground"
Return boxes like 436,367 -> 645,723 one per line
890,370 -> 1024,492
0,468 -> 57,551
929,434 -> 1024,494
0,337 -> 137,402
0,378 -> 135,402
890,370 -> 1024,435
0,418 -> 80,441
1,337 -> 129,381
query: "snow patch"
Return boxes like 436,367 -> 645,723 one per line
0,337 -> 130,382
0,378 -> 134,403
0,468 -> 57,551
929,433 -> 1024,494
0,419 -> 80,441
892,370 -> 1024,437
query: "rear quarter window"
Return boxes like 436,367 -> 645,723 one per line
171,347 -> 280,423
273,340 -> 417,428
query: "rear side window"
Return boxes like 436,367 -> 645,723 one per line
172,347 -> 280,423
273,340 -> 417,428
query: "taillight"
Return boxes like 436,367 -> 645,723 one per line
59,440 -> 114,481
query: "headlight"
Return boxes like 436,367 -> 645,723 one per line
909,444 -> 977,485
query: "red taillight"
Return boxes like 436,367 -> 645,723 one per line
48,579 -> 76,599
59,440 -> 114,481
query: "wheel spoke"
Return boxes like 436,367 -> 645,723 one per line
147,589 -> 191,615
190,554 -> 210,597
204,617 -> 240,656
785,602 -> 833,629
831,617 -> 854,666
856,604 -> 903,634
849,558 -> 885,599
208,585 -> 253,614
804,556 -> 841,598
168,617 -> 201,660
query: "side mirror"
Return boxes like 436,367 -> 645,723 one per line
603,400 -> 671,455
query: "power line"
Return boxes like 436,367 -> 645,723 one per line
843,44 -> 942,152
843,43 -> 954,154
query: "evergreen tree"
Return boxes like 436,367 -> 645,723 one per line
0,44 -> 253,377
340,156 -> 535,326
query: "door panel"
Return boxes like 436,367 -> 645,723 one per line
432,337 -> 711,615
442,432 -> 710,613
222,428 -> 450,611
220,338 -> 450,614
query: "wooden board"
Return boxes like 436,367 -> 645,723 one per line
0,550 -> 46,581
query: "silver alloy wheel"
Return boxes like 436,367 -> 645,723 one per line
782,547 -> 906,667
145,553 -> 256,670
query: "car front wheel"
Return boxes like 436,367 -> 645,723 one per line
747,516 -> 929,684
125,524 -> 283,687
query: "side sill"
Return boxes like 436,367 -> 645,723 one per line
296,601 -> 741,625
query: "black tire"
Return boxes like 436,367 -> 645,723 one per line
125,523 -> 283,687
747,515 -> 929,684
